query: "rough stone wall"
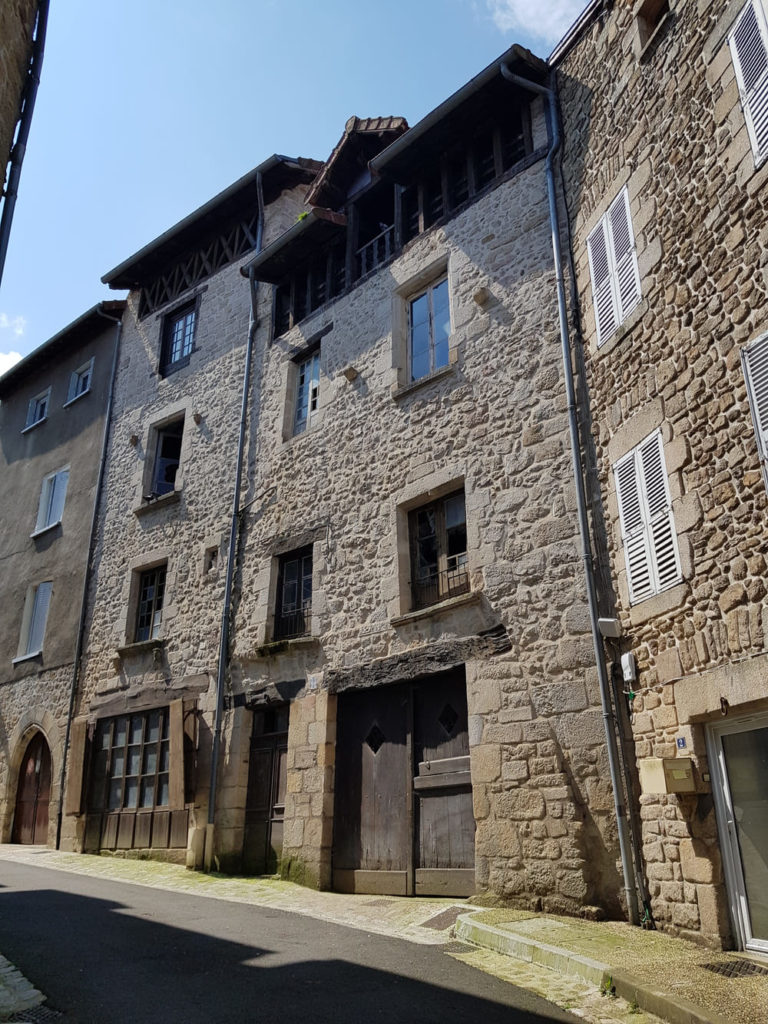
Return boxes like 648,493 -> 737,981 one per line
71,184 -> 308,855
558,0 -> 768,944
230,155 -> 622,914
0,0 -> 36,183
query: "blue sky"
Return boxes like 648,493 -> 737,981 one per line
0,0 -> 586,372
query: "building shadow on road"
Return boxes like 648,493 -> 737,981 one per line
0,886 -> 574,1024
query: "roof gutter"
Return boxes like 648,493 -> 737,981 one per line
370,44 -> 546,177
500,61 -> 640,926
204,170 -> 266,870
0,0 -> 49,289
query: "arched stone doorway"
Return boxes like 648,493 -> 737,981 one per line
12,731 -> 52,844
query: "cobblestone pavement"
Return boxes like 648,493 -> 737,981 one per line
0,846 -> 666,1023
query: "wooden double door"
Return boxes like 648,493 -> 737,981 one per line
333,668 -> 475,897
12,732 -> 51,845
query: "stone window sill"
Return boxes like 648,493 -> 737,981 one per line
63,388 -> 90,409
30,521 -> 61,539
254,635 -> 319,658
134,490 -> 181,516
628,581 -> 689,628
115,638 -> 165,662
21,418 -> 46,434
594,299 -> 648,359
391,589 -> 481,627
392,365 -> 455,401
12,650 -> 42,666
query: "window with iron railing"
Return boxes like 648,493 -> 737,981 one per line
274,547 -> 312,640
409,491 -> 469,611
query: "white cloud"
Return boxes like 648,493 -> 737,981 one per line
487,0 -> 586,45
0,350 -> 22,375
0,313 -> 26,337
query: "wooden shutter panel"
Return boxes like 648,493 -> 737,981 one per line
587,218 -> 618,345
609,189 -> 641,322
638,431 -> 681,593
742,333 -> 768,488
730,0 -> 768,163
615,452 -> 654,603
64,716 -> 89,815
169,699 -> 185,810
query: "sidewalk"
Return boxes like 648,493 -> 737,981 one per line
0,845 -> 766,1024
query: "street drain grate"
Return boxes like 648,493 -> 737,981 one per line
702,960 -> 768,979
421,906 -> 467,930
364,899 -> 396,907
9,1007 -> 63,1021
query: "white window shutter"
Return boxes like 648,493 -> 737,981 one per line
587,218 -> 618,345
49,469 -> 69,525
608,189 -> 641,322
742,333 -> 768,488
27,582 -> 52,654
729,0 -> 768,164
638,432 -> 681,593
615,452 -> 654,603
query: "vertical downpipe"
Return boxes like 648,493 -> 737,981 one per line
500,63 -> 640,924
205,173 -> 265,870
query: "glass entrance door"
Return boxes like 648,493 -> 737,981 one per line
709,713 -> 768,955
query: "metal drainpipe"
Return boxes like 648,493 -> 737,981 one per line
0,0 -> 49,288
205,172 -> 265,869
55,307 -> 122,849
500,63 -> 639,925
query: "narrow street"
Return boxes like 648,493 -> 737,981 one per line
0,859 -> 575,1023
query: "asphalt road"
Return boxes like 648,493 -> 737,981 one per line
0,860 -> 576,1024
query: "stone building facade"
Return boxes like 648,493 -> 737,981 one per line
0,0 -> 38,187
0,302 -> 124,848
59,158 -> 320,861
211,48 -> 624,914
556,0 -> 768,952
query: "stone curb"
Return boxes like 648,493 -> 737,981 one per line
454,914 -> 731,1024
0,955 -> 45,1022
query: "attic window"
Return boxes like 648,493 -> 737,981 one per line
635,0 -> 670,54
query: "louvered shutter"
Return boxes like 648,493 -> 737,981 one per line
742,333 -> 768,489
638,432 -> 681,593
587,218 -> 618,345
49,469 -> 69,525
615,451 -> 654,603
729,0 -> 768,164
608,189 -> 641,323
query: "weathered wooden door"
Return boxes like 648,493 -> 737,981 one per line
12,732 -> 51,845
413,675 -> 475,896
333,669 -> 474,896
243,706 -> 289,874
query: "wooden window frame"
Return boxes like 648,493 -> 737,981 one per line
148,417 -> 184,498
65,358 -> 94,405
408,276 -> 451,383
293,349 -> 321,436
14,581 -> 53,661
24,387 -> 51,431
33,466 -> 69,535
90,709 -> 172,813
274,546 -> 312,640
160,300 -> 198,376
134,565 -> 167,643
409,490 -> 469,611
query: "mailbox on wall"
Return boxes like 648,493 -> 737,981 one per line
638,757 -> 696,794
